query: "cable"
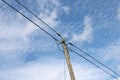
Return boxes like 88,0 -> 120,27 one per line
69,43 -> 120,77
68,48 -> 119,80
15,0 -> 62,38
55,41 -> 63,52
2,0 -> 59,42
3,0 -> 119,80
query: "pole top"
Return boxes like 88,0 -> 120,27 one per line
61,37 -> 66,43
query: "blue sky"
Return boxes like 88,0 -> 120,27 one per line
0,0 -> 120,80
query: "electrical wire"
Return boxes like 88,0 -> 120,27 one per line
15,0 -> 62,38
2,2 -> 66,79
68,48 -> 119,80
3,0 -> 119,80
2,0 -> 59,42
55,41 -> 63,52
69,42 -> 120,77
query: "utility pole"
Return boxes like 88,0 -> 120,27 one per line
61,38 -> 75,80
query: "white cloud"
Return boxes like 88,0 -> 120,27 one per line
0,0 -> 60,50
39,10 -> 59,27
85,39 -> 120,78
37,0 -> 60,27
62,6 -> 70,14
98,39 -> 120,62
21,22 -> 38,41
87,39 -> 120,64
37,0 -> 70,27
117,4 -> 120,20
0,2 -> 38,51
103,45 -> 120,61
0,0 -> 70,51
0,21 -> 37,50
72,16 -> 93,42
118,66 -> 120,75
0,58 -> 108,80
113,78 -> 120,80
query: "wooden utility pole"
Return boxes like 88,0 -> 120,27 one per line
61,38 -> 75,80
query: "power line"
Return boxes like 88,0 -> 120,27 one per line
55,41 -> 63,52
68,48 -> 119,80
2,1 -> 69,79
3,0 -> 119,80
2,0 -> 59,42
69,42 -> 120,77
15,0 -> 62,38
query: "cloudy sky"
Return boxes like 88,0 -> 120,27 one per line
0,0 -> 120,80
